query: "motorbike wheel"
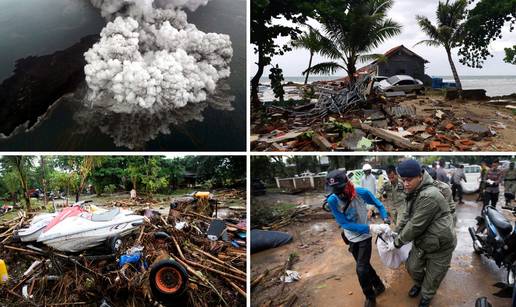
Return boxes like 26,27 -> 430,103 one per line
149,259 -> 189,302
106,236 -> 122,253
507,264 -> 516,286
322,200 -> 331,212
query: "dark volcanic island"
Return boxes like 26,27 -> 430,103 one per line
0,35 -> 98,137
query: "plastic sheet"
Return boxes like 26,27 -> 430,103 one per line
376,233 -> 412,269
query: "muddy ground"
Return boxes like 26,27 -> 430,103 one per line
251,191 -> 515,307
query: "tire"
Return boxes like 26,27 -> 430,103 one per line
507,264 -> 516,286
322,200 -> 331,212
106,235 -> 122,253
149,259 -> 189,302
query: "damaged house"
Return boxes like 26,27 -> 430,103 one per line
369,45 -> 430,83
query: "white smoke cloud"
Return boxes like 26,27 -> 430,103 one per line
84,0 -> 232,113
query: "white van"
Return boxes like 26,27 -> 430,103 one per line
461,164 -> 481,194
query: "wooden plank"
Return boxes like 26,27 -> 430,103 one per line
360,123 -> 424,151
312,134 -> 333,151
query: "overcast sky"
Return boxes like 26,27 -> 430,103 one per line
250,0 -> 516,77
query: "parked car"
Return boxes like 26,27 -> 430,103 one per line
376,75 -> 424,94
460,164 -> 481,194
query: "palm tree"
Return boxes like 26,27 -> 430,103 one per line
291,27 -> 324,84
416,0 -> 466,94
305,0 -> 402,84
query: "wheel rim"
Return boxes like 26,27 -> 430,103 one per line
155,267 -> 182,294
113,239 -> 122,250
508,267 -> 516,285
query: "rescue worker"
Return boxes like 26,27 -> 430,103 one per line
428,162 -> 437,180
477,161 -> 489,202
503,162 -> 516,208
433,176 -> 456,226
361,163 -> 376,196
381,165 -> 406,225
326,169 -> 390,307
484,159 -> 503,210
450,164 -> 466,205
436,159 -> 449,184
392,160 -> 456,307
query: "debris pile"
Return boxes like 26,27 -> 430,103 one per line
251,80 -> 515,151
0,199 -> 246,306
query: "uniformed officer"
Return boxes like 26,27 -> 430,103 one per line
393,160 -> 456,307
381,165 -> 406,225
504,162 -> 516,207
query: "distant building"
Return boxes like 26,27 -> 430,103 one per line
369,45 -> 429,82
331,45 -> 431,85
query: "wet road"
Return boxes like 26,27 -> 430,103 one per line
251,192 -> 514,307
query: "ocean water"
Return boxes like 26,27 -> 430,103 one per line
261,75 -> 516,97
0,0 -> 246,151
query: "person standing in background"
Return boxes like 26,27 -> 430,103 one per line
381,165 -> 406,225
450,165 -> 466,205
436,159 -> 449,184
361,163 -> 376,196
477,161 -> 489,202
503,162 -> 516,208
484,159 -> 503,209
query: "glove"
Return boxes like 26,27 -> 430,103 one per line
387,240 -> 396,251
369,223 -> 391,235
383,217 -> 391,225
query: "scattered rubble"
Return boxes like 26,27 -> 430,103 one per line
0,191 -> 246,307
251,78 -> 516,151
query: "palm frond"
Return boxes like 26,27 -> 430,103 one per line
304,62 -> 345,75
414,39 -> 442,48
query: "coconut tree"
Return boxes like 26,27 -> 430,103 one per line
291,27 -> 324,84
305,0 -> 402,84
416,0 -> 466,94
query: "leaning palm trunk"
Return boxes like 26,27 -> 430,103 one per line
304,52 -> 314,84
445,47 -> 462,95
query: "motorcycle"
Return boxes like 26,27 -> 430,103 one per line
469,205 -> 516,286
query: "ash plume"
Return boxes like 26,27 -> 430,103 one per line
84,0 -> 232,113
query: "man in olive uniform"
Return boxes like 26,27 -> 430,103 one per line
381,165 -> 406,225
433,178 -> 456,226
393,160 -> 456,307
504,162 -> 516,208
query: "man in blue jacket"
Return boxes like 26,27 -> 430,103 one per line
326,169 -> 391,307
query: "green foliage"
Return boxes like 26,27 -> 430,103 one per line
3,171 -> 19,205
250,0 -> 342,100
103,184 -> 117,194
504,46 -> 516,64
305,0 -> 402,83
291,27 -> 325,84
325,121 -> 353,135
416,0 -> 467,90
269,64 -> 285,102
459,0 -> 516,68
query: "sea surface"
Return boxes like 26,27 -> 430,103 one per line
0,0 -> 246,151
261,75 -> 516,97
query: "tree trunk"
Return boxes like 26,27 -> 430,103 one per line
304,52 -> 313,85
41,157 -> 48,207
445,47 -> 462,97
251,46 -> 265,107
346,57 -> 357,86
11,192 -> 16,206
